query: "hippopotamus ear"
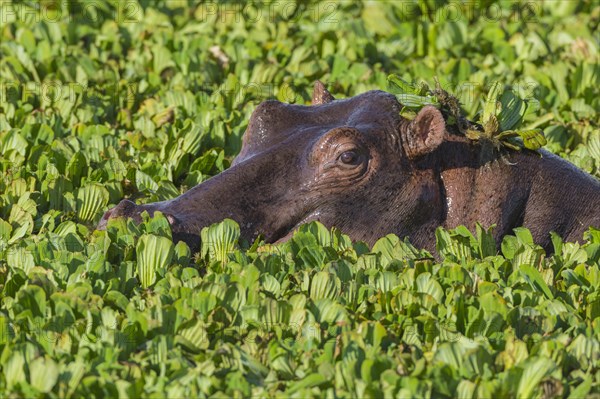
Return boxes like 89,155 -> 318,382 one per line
402,105 -> 446,159
312,81 -> 335,105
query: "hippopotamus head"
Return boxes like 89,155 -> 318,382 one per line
98,82 -> 448,249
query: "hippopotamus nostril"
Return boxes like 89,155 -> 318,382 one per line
102,207 -> 114,220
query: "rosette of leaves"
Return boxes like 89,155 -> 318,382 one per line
200,218 -> 241,264
387,75 -> 547,154
136,233 -> 175,288
387,75 -> 440,110
471,82 -> 547,152
388,75 -> 468,131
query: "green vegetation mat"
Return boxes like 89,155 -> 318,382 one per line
1,1 -> 599,397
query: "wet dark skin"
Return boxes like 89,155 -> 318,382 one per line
98,82 -> 600,254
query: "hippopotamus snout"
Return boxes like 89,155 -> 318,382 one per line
97,199 -> 143,230
98,198 -> 200,247
98,199 -> 183,229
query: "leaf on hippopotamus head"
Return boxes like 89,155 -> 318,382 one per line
498,91 -> 527,132
482,82 -> 503,126
483,115 -> 500,138
136,233 -> 174,288
200,219 -> 240,264
388,74 -> 439,109
517,129 -> 547,150
396,94 -> 439,110
388,75 -> 421,95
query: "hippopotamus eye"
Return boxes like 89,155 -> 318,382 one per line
339,150 -> 360,165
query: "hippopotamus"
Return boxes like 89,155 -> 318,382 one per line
98,82 -> 600,253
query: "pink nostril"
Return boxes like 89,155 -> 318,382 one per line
97,208 -> 114,231
102,208 -> 114,221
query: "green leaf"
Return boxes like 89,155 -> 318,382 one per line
520,265 -> 554,299
135,170 -> 159,192
200,219 -> 240,263
311,298 -> 348,324
29,357 -> 59,393
482,82 -> 503,125
152,44 -> 176,74
587,132 -> 600,163
498,91 -> 527,131
1,3 -> 599,396
516,357 -> 556,399
436,226 -> 476,262
5,351 -> 26,390
388,74 -> 420,95
388,74 -> 438,108
517,129 -> 547,150
143,211 -> 172,239
415,273 -> 444,303
286,373 -> 329,394
568,377 -> 592,399
76,183 -> 109,223
177,319 -> 208,352
476,223 -> 497,258
261,299 -> 291,325
67,151 -> 88,186
7,247 -> 35,274
310,271 -> 341,300
136,234 -> 175,288
372,234 -> 423,264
